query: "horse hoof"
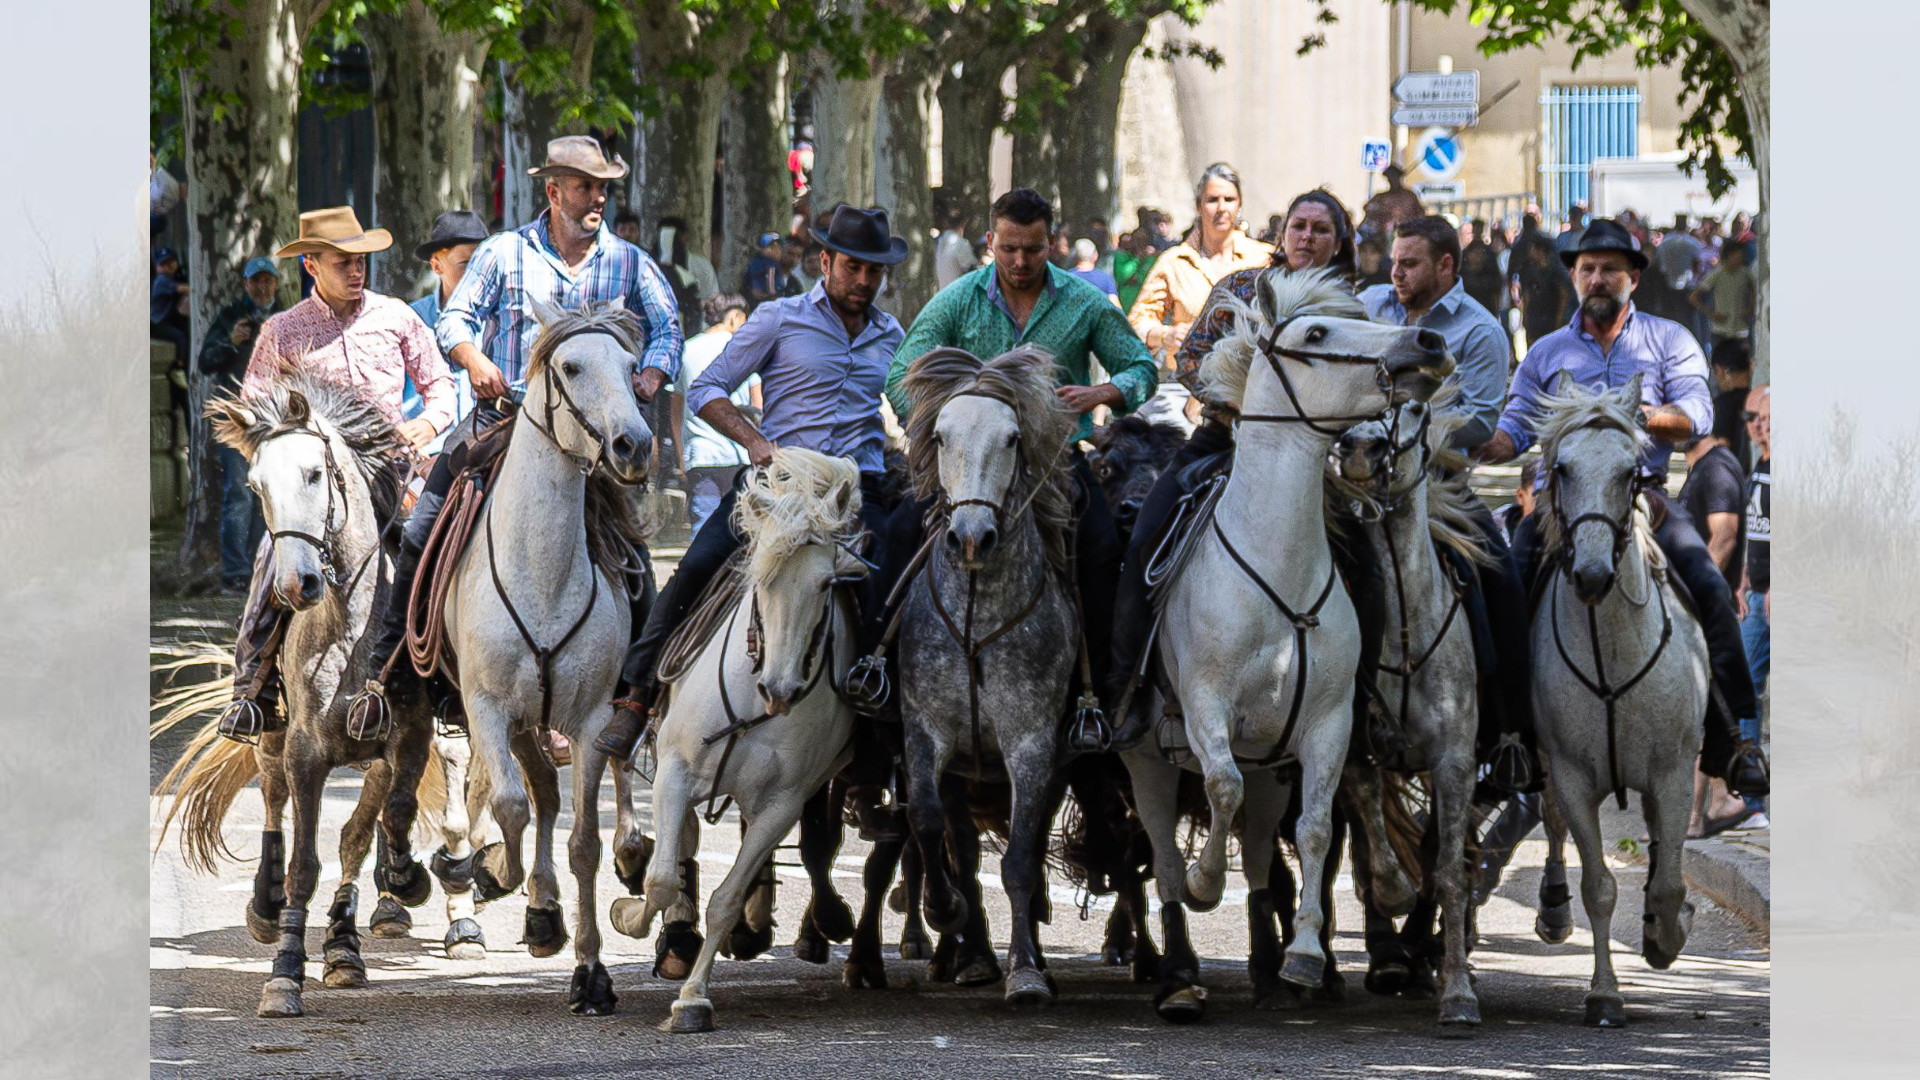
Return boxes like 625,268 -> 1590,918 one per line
793,925 -> 830,965
812,895 -> 857,942
1101,942 -> 1133,967
368,896 -> 412,938
898,930 -> 930,961
1131,951 -> 1161,984
471,844 -> 513,903
444,918 -> 486,960
1181,876 -> 1222,914
567,962 -> 618,1016
1438,996 -> 1482,1034
1366,961 -> 1410,997
382,857 -> 433,908
954,954 -> 1002,988
927,955 -> 954,984
726,920 -> 774,961
257,977 -> 304,1019
608,897 -> 651,940
1279,951 -> 1325,990
654,921 -> 702,981
1398,963 -> 1437,1001
1536,912 -> 1574,945
613,835 -> 653,897
665,998 -> 714,1034
523,905 -> 569,958
925,895 -> 969,936
842,958 -> 888,990
1316,968 -> 1349,1004
888,884 -> 909,915
246,902 -> 280,946
1584,995 -> 1627,1028
1004,968 -> 1054,1011
1643,939 -> 1680,971
1154,985 -> 1208,1025
323,960 -> 367,989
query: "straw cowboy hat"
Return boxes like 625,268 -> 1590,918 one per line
274,207 -> 393,258
528,135 -> 629,181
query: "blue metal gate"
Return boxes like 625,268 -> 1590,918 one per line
1539,84 -> 1640,228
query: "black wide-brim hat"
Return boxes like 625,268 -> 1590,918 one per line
1559,217 -> 1649,270
415,210 -> 492,261
810,204 -> 909,266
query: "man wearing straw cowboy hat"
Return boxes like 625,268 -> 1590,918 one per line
347,135 -> 684,733
215,206 -> 458,742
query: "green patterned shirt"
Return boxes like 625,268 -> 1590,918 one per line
887,263 -> 1159,441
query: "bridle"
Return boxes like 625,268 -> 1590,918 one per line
255,424 -> 378,596
523,324 -> 633,479
1335,404 -> 1433,521
1235,313 -> 1397,436
1545,440 -> 1650,594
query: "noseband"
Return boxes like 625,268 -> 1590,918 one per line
256,425 -> 374,593
525,324 -> 633,478
1237,313 -> 1396,436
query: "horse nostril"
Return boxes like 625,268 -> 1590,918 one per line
611,434 -> 636,459
299,572 -> 323,600
1118,496 -> 1144,521
977,527 -> 998,556
1416,328 -> 1445,354
944,530 -> 962,552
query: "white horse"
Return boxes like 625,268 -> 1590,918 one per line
1529,375 -> 1709,1028
612,449 -> 867,1034
1122,269 -> 1454,1020
440,299 -> 654,1016
1330,395 -> 1490,1032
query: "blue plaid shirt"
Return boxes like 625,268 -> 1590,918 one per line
436,211 -> 684,384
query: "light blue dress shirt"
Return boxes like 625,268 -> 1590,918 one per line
1361,279 -> 1511,451
687,282 -> 903,476
1496,302 -> 1712,479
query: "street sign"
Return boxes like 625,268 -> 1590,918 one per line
1392,104 -> 1478,128
1361,139 -> 1392,172
1393,70 -> 1480,106
1414,127 -> 1464,181
1414,180 -> 1465,203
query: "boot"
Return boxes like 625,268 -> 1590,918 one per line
1700,696 -> 1770,798
345,534 -> 427,742
595,681 -> 654,761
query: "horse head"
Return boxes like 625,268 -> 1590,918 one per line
1333,398 -> 1432,504
734,449 -> 866,715
527,297 -> 653,484
1539,373 -> 1649,605
1087,414 -> 1186,536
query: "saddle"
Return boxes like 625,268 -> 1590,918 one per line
405,417 -> 518,687
654,551 -> 750,692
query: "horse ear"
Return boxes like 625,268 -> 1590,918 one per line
1624,371 -> 1645,407
207,399 -> 258,454
602,296 -> 628,315
832,544 -> 870,581
1552,371 -> 1576,397
529,296 -> 565,329
285,389 -> 310,427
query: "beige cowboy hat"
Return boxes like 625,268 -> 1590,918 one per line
273,206 -> 394,257
528,135 -> 629,181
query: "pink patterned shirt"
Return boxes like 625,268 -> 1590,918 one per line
243,291 -> 456,431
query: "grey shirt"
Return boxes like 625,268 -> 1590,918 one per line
1361,279 -> 1511,451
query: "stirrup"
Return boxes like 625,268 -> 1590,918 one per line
1065,692 -> 1111,754
844,654 -> 890,716
1486,734 -> 1540,795
1155,707 -> 1193,766
216,699 -> 267,745
346,681 -> 394,743
434,694 -> 468,739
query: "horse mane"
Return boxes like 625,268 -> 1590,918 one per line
1196,267 -> 1365,410
208,369 -> 403,500
902,345 -> 1077,574
732,448 -> 864,586
526,301 -> 644,379
1534,379 -> 1653,555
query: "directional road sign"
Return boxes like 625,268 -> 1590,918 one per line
1361,139 -> 1392,172
1414,127 -> 1463,181
1392,104 -> 1478,128
1393,70 -> 1480,106
1414,180 -> 1465,203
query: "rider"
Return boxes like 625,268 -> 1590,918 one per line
593,204 -> 910,762
868,187 -> 1162,746
1357,215 -> 1537,790
214,206 -> 456,740
348,136 -> 684,730
1479,217 -> 1769,797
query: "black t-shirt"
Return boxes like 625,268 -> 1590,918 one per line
1678,444 -> 1747,592
1746,457 -> 1770,593
1712,388 -> 1751,465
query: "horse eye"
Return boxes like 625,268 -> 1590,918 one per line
1004,432 -> 1018,447
306,469 -> 321,485
1306,326 -> 1328,343
563,362 -> 582,377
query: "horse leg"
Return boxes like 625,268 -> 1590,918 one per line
1179,698 -> 1243,911
1394,813 -> 1441,1001
611,754 -> 693,951
903,721 -> 965,935
609,754 -> 654,898
1430,750 -> 1483,1034
1124,747 -> 1204,1023
429,735 -> 486,958
1556,775 -> 1624,1027
370,724 -> 434,938
1640,765 -> 1695,972
1280,724 -> 1346,991
466,699 -> 531,908
667,802 -> 802,1034
1240,770 -> 1291,1009
728,851 -> 778,962
320,758 -> 393,990
845,828 -> 907,989
511,727 -> 568,958
1120,869 -> 1161,982
1316,805 -> 1349,1001
1535,782 -> 1575,944
898,833 -> 931,961
795,781 -> 855,958
1001,741 -> 1058,1010
565,743 -> 616,1016
258,731 -> 326,1018
944,779 -> 1001,988
248,737 -> 290,945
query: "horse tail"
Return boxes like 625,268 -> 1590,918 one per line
150,644 -> 260,874
1379,770 -> 1429,894
410,739 -> 452,848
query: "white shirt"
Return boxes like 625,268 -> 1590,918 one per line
676,327 -> 758,469
935,231 -> 977,288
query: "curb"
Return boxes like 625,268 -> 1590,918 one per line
1683,836 -> 1770,933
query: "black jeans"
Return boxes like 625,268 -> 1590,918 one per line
1509,490 -> 1758,764
1460,500 -> 1536,749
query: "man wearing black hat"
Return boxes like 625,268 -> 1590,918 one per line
404,210 -> 493,452
1480,217 -> 1769,798
595,203 -> 910,761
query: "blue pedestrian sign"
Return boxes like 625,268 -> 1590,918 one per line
1414,127 -> 1464,181
1361,139 -> 1392,173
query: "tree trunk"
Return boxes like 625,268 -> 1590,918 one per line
878,51 -> 940,323
936,56 -> 1006,233
366,1 -> 489,298
1675,0 -> 1769,382
501,0 -> 598,228
1011,58 -> 1065,212
173,0 -> 320,581
1055,15 -> 1145,232
721,58 -> 791,293
634,7 -> 742,263
807,58 -> 884,212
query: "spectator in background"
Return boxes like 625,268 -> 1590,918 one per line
654,217 -> 708,331
1735,384 -> 1771,830
1256,213 -> 1286,246
1495,458 -> 1538,543
1554,203 -> 1589,252
150,247 -> 192,363
787,124 -> 815,196
743,231 -> 785,307
1458,217 -> 1506,317
1693,216 -> 1724,282
674,292 -> 759,532
199,255 -> 286,592
1049,228 -> 1074,269
612,209 -> 644,247
1693,239 -> 1757,351
1087,217 -> 1112,259
1656,213 -> 1702,291
658,214 -> 720,300
1509,216 -> 1575,352
1355,232 -> 1392,289
1710,337 -> 1754,465
150,150 -> 182,240
934,206 -> 977,288
1360,162 -> 1423,238
1147,207 -> 1177,253
1113,224 -> 1159,314
1067,238 -> 1121,307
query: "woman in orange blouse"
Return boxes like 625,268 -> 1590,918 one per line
1127,163 -> 1274,368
